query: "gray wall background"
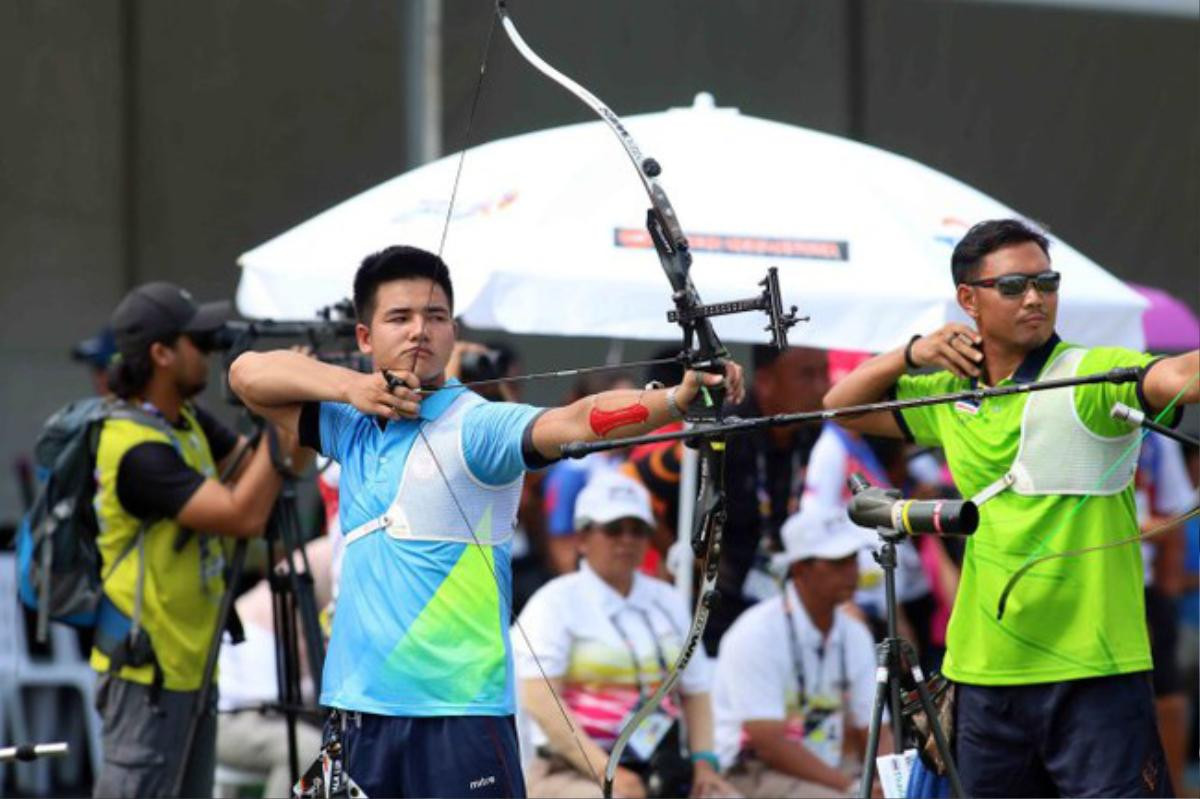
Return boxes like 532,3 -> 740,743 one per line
1,0 -> 1196,527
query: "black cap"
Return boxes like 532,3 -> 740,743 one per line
111,282 -> 232,358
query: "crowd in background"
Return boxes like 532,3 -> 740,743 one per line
487,342 -> 1200,797
3,330 -> 1198,798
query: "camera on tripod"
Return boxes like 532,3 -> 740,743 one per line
190,299 -> 369,405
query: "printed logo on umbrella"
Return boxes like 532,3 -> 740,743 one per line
614,228 -> 848,261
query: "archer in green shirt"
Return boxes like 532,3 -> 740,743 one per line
824,218 -> 1197,798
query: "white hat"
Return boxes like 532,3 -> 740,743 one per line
772,503 -> 873,570
573,471 -> 655,529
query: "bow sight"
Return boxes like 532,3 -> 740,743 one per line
667,266 -> 805,355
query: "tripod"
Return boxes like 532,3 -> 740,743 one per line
170,428 -> 327,797
264,471 -> 327,786
858,525 -> 964,799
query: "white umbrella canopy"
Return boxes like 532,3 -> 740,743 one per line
237,93 -> 1146,352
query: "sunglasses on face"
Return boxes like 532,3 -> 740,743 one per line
185,332 -> 217,354
964,270 -> 1060,298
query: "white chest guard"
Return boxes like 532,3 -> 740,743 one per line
344,391 -> 522,547
972,347 -> 1140,505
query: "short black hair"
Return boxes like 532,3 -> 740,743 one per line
951,219 -> 1051,286
353,245 -> 454,323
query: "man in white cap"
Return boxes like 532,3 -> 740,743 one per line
712,504 -> 883,798
514,471 -> 738,798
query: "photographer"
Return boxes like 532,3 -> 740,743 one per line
91,282 -> 301,798
515,472 -> 738,799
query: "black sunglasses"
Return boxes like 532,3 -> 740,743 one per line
965,270 -> 1060,298
185,331 -> 218,354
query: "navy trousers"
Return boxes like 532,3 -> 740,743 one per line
955,672 -> 1172,798
326,711 -> 527,798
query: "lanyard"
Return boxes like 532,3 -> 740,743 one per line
609,606 -> 672,704
781,588 -> 848,711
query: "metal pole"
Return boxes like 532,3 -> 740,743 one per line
403,0 -> 443,169
881,538 -> 904,751
672,429 -> 698,603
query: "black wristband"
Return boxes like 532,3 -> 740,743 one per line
904,334 -> 922,371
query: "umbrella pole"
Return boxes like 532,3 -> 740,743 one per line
670,426 -> 698,603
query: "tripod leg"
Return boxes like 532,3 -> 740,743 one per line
899,641 -> 966,799
859,640 -> 892,799
268,531 -> 304,789
268,480 -> 332,790
889,664 -> 904,755
276,482 -> 326,686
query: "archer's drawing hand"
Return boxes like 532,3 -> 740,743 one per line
346,370 -> 421,420
909,323 -> 983,379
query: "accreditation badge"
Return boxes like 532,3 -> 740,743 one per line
802,701 -> 844,767
620,708 -> 675,762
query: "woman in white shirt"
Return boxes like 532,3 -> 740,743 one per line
514,471 -> 739,799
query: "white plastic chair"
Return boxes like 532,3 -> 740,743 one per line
0,552 -> 103,796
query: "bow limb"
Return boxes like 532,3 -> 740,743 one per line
496,1 -> 685,248
496,0 -> 727,372
993,373 -> 1198,619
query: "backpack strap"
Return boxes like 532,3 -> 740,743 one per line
96,524 -> 165,705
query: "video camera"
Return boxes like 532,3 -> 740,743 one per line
195,299 -> 369,405
190,299 -> 356,355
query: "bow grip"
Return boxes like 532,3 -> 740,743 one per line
685,357 -> 727,423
